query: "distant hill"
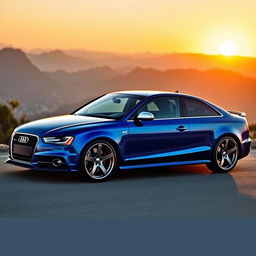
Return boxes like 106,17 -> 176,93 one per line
47,66 -> 120,87
44,67 -> 256,124
28,50 -> 95,72
0,48 -> 255,123
0,48 -> 66,117
61,50 -> 256,79
27,49 -> 256,78
104,68 -> 256,123
95,53 -> 256,79
65,49 -> 119,60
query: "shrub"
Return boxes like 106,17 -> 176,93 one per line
0,100 -> 29,144
249,123 -> 256,139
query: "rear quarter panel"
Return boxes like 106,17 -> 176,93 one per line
187,114 -> 249,160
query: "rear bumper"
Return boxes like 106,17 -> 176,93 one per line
240,138 -> 251,159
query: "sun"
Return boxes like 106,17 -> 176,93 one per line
219,40 -> 238,56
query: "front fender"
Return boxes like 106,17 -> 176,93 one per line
69,122 -> 129,163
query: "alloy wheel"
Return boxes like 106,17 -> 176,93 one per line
84,142 -> 116,180
215,137 -> 238,171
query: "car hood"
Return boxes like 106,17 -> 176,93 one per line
15,115 -> 112,135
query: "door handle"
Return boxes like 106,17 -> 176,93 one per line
176,126 -> 187,132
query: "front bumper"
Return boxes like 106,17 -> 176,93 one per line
6,137 -> 80,172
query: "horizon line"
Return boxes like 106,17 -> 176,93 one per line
0,42 -> 255,59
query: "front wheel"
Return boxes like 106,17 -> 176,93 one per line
206,136 -> 239,173
79,140 -> 117,181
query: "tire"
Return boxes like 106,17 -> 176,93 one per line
206,136 -> 239,173
79,140 -> 117,182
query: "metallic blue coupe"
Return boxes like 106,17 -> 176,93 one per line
6,91 -> 251,181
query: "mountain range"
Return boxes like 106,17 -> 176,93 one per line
26,49 -> 256,79
0,48 -> 64,117
28,50 -> 95,72
0,47 -> 255,123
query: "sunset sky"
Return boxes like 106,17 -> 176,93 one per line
1,0 -> 256,56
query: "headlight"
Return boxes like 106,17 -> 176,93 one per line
42,136 -> 74,145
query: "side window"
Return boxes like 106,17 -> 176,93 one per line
147,102 -> 159,112
135,96 -> 181,119
182,97 -> 220,117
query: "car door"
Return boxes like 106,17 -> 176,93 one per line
181,96 -> 222,161
125,96 -> 188,165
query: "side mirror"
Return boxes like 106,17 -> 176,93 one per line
136,112 -> 154,121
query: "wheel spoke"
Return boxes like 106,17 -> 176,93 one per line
227,146 -> 236,155
226,156 -> 232,166
102,153 -> 114,161
90,164 -> 97,175
99,163 -> 107,174
224,139 -> 229,150
97,144 -> 102,155
85,156 -> 95,162
220,157 -> 225,167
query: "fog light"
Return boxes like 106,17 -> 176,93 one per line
52,159 -> 63,167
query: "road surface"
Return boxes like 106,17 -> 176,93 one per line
0,151 -> 256,217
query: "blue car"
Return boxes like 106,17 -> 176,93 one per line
6,91 -> 251,181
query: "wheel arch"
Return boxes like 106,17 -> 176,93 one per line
214,133 -> 241,158
79,136 -> 122,166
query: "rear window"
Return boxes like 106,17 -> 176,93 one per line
182,97 -> 220,117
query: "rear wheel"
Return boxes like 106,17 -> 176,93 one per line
206,136 -> 239,173
80,140 -> 117,181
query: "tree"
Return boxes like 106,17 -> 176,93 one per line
249,123 -> 256,139
0,100 -> 29,144
8,99 -> 20,111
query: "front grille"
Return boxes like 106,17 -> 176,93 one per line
11,133 -> 38,162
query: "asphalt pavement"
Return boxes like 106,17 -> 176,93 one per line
0,150 -> 256,217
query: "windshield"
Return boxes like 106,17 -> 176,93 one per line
75,93 -> 145,119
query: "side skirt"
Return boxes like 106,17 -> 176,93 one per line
119,160 -> 211,170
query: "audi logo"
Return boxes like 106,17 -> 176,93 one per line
18,136 -> 29,144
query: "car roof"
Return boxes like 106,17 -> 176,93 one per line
112,90 -> 190,97
112,90 -> 228,119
